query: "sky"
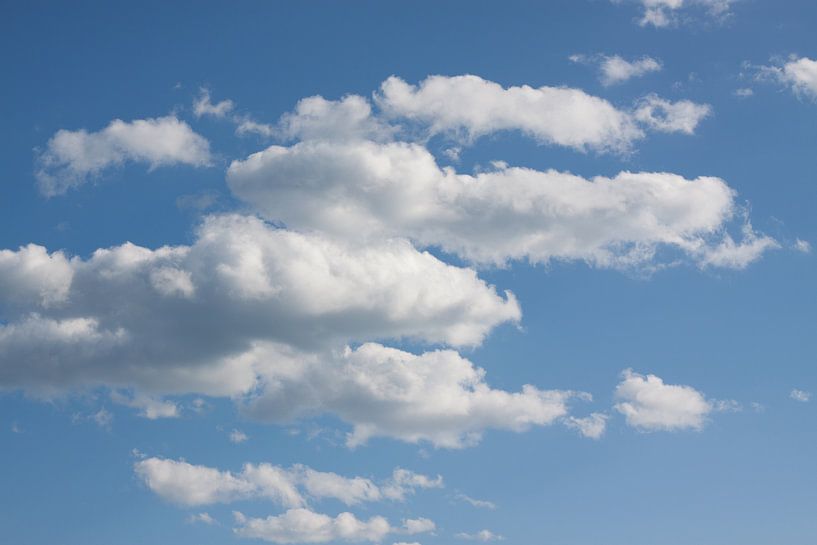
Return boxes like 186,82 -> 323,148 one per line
1,1 -> 817,544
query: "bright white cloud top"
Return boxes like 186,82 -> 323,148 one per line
758,56 -> 817,99
35,116 -> 212,196
614,369 -> 713,431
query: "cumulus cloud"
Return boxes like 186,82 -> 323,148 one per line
564,413 -> 608,439
376,74 -> 644,153
0,214 -> 519,398
790,389 -> 811,402
233,509 -> 433,544
135,456 -> 441,508
135,457 -> 305,507
757,56 -> 817,99
187,512 -> 217,525
614,369 -> 712,431
570,54 -> 662,86
634,94 -> 712,134
35,116 -> 212,196
246,343 -> 583,448
228,139 -> 771,269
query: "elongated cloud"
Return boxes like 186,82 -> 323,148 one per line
228,139 -> 771,269
376,75 -> 643,152
0,214 -> 519,397
35,116 -> 211,196
246,343 -> 581,448
233,509 -> 433,544
570,54 -> 662,86
624,0 -> 734,28
135,457 -> 440,508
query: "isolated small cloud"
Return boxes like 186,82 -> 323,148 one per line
187,512 -> 217,525
455,530 -> 504,542
634,94 -> 712,134
229,429 -> 249,443
614,369 -> 713,431
571,54 -> 662,86
790,389 -> 811,402
756,56 -> 817,99
455,493 -> 496,510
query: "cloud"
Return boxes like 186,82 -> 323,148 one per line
228,139 -> 771,269
454,494 -> 496,510
695,221 -> 779,269
111,391 -> 180,419
455,530 -> 504,541
734,88 -> 754,98
564,413 -> 608,439
135,457 -> 305,507
135,457 -> 442,508
614,369 -> 712,431
0,214 -> 519,398
194,88 -> 235,118
790,389 -> 811,402
35,116 -> 212,196
192,89 -> 275,136
375,74 -> 644,153
187,512 -> 217,525
570,54 -> 662,86
757,56 -> 817,99
624,0 -> 734,28
230,429 -> 249,443
794,239 -> 811,253
246,343 -> 583,448
233,509 -> 433,544
634,94 -> 712,134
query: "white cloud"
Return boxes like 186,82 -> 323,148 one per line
228,139 -> 771,269
375,74 -> 644,153
246,343 -> 583,449
794,239 -> 811,253
571,54 -> 662,86
634,94 -> 712,134
734,88 -> 754,98
135,457 -> 304,507
279,95 -> 393,142
35,116 -> 212,196
0,214 -> 519,399
564,413 -> 608,439
455,530 -> 504,541
626,0 -> 734,28
696,222 -> 779,269
136,457 -> 442,508
188,512 -> 217,525
614,369 -> 712,431
790,389 -> 811,402
454,494 -> 496,510
233,509 -> 433,544
194,88 -> 235,118
759,56 -> 817,99
230,429 -> 249,444
111,391 -> 180,419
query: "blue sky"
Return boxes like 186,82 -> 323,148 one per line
2,1 -> 816,544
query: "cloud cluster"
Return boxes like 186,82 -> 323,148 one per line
35,116 -> 211,196
0,214 -> 518,396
